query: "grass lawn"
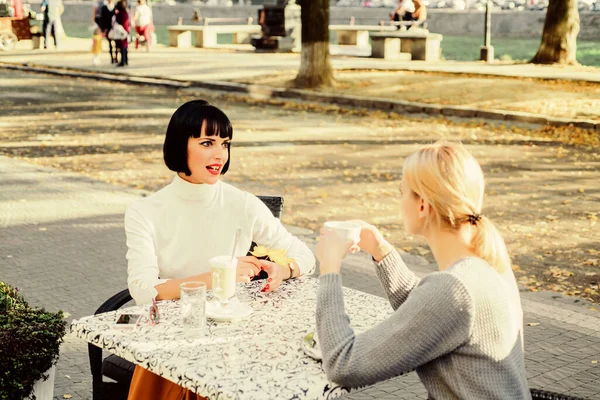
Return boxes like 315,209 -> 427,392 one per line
441,35 -> 600,66
63,22 -> 600,67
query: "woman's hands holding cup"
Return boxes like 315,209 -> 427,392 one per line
316,221 -> 361,275
236,256 -> 262,283
348,220 -> 394,262
316,220 -> 394,276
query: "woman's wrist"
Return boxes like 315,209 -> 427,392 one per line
319,259 -> 343,275
154,272 -> 211,301
279,263 -> 291,280
372,240 -> 394,262
283,261 -> 299,280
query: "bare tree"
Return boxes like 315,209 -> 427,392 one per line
294,0 -> 334,88
531,0 -> 580,65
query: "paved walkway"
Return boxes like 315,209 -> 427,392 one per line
2,38 -> 598,130
1,154 -> 600,399
4,37 -> 600,83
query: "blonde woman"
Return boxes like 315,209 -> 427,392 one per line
315,141 -> 530,399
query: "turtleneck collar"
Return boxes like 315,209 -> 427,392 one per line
170,174 -> 220,203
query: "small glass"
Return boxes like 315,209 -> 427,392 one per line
180,282 -> 207,330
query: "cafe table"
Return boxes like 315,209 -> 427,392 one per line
70,276 -> 393,400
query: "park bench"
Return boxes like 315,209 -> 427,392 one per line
329,24 -> 396,47
370,31 -> 443,61
167,18 -> 261,48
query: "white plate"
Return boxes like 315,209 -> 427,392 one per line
206,300 -> 253,322
301,331 -> 322,361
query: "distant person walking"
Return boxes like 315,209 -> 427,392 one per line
92,0 -> 105,28
91,26 -> 103,65
114,0 -> 130,66
99,0 -> 117,63
133,0 -> 153,51
40,0 -> 49,47
91,0 -> 105,60
41,0 -> 63,49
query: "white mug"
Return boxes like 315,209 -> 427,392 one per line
210,256 -> 237,306
324,221 -> 361,243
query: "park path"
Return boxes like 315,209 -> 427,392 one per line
2,37 -> 599,123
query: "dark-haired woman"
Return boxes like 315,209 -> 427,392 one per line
114,0 -> 130,67
126,100 -> 315,399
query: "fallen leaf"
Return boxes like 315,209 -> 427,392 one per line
415,246 -> 430,256
592,360 -> 598,364
63,395 -> 72,399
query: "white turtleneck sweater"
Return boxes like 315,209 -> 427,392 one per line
124,175 -> 316,305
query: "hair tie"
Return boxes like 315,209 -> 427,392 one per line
468,213 -> 482,225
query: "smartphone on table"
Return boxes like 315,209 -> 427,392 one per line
114,313 -> 143,330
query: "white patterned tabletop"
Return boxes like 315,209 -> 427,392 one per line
70,276 -> 392,400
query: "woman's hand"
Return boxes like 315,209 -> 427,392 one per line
349,220 -> 393,262
236,256 -> 262,283
316,227 -> 355,275
258,260 -> 288,293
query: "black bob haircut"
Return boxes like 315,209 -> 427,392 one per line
163,100 -> 233,176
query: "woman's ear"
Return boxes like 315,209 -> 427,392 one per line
418,197 -> 431,220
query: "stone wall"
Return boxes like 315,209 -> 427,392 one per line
56,3 -> 600,40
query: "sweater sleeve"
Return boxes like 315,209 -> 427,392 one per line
248,195 -> 315,276
316,273 -> 474,388
374,249 -> 421,310
124,204 -> 168,305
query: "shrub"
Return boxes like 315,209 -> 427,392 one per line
0,282 -> 67,400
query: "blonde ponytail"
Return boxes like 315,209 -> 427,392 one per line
403,141 -> 510,274
470,215 -> 510,274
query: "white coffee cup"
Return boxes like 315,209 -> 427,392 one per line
209,256 -> 237,305
324,221 -> 361,243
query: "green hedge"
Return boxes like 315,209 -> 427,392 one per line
0,282 -> 67,400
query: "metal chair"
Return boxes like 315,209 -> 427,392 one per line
88,195 -> 283,400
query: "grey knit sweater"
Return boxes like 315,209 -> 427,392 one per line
316,250 -> 531,399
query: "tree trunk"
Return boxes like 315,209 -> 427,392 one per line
294,0 -> 334,88
531,0 -> 579,64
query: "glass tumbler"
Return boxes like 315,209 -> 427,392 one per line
180,281 -> 207,330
